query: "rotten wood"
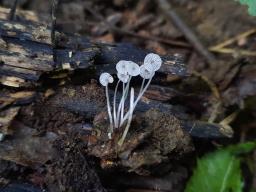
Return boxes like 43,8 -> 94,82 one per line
0,5 -> 234,191
0,90 -> 35,109
0,6 -> 187,88
0,121 -> 57,166
8,0 -> 18,21
51,0 -> 59,47
0,7 -> 44,23
0,6 -> 231,144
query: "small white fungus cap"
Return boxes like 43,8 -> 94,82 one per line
116,60 -> 129,74
144,53 -> 162,71
127,61 -> 140,76
117,72 -> 129,83
140,65 -> 155,79
100,72 -> 114,86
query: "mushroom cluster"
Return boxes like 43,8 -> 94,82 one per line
99,53 -> 162,146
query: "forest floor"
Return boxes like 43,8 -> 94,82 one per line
0,0 -> 256,191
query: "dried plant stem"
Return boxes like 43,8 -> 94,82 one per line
105,85 -> 113,133
118,88 -> 134,146
209,28 -> 256,51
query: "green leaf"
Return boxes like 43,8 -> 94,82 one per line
236,0 -> 256,16
227,142 -> 256,155
185,142 -> 256,192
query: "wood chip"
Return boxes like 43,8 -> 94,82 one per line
0,107 -> 20,135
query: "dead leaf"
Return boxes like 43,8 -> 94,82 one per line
0,121 -> 57,166
0,107 -> 20,135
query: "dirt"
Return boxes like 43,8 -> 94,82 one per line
13,81 -> 194,189
89,108 -> 194,175
18,81 -> 105,132
45,138 -> 105,192
143,109 -> 193,155
10,80 -> 193,190
13,83 -> 108,191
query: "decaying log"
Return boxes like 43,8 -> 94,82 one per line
0,5 -> 236,191
0,13 -> 54,87
0,5 -> 231,146
0,121 -> 57,166
0,90 -> 35,135
0,107 -> 19,135
0,6 -> 186,88
0,6 -> 45,23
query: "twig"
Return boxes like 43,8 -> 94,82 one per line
209,28 -> 256,51
208,101 -> 222,123
209,48 -> 256,57
9,0 -> 18,21
192,70 -> 220,99
219,111 -> 238,126
157,0 -> 217,65
218,111 -> 238,137
192,70 -> 222,123
209,28 -> 256,57
83,4 -> 190,48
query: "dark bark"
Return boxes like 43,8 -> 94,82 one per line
0,6 -> 187,88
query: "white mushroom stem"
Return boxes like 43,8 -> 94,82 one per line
117,76 -> 131,127
113,80 -> 120,128
139,78 -> 145,95
120,76 -> 153,126
105,85 -> 114,133
116,83 -> 125,128
121,78 -> 131,123
121,83 -> 125,123
118,87 -> 134,146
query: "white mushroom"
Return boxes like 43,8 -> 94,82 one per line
99,55 -> 161,145
117,72 -> 129,83
140,65 -> 155,79
120,63 -> 156,127
116,60 -> 129,74
99,72 -> 114,133
127,61 -> 140,76
144,53 -> 162,71
99,72 -> 114,86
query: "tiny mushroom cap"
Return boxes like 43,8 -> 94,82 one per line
144,53 -> 162,71
116,60 -> 129,74
100,72 -> 114,86
117,72 -> 129,83
127,61 -> 140,76
140,65 -> 155,79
